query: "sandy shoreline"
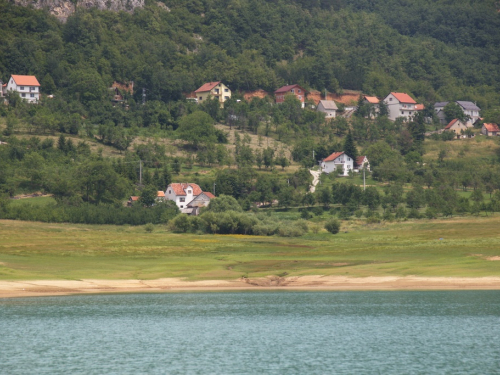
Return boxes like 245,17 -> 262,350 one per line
1,276 -> 500,298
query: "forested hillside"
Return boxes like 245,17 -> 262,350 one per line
1,0 -> 500,231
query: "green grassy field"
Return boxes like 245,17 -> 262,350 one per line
1,216 -> 499,281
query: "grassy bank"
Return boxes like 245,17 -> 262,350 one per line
1,217 -> 500,281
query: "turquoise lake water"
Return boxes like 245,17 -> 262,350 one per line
1,291 -> 500,374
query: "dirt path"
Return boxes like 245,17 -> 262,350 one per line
309,170 -> 321,193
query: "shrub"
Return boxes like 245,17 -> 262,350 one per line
144,223 -> 154,232
383,211 -> 395,222
425,207 -> 437,219
324,218 -> 341,234
366,216 -> 381,224
407,208 -> 421,219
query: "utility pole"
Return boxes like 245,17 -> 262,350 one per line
139,160 -> 143,185
312,149 -> 315,160
363,167 -> 366,191
142,88 -> 146,105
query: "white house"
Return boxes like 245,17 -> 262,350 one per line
3,75 -> 40,103
320,151 -> 354,176
363,96 -> 380,118
165,183 -> 215,214
316,100 -> 338,118
383,92 -> 421,121
434,101 -> 481,125
355,156 -> 370,172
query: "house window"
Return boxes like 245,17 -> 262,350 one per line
224,88 -> 229,92
30,94 -> 34,98
21,93 -> 26,97
224,96 -> 229,100
180,205 -> 183,208
409,112 -> 412,115
291,89 -> 295,93
187,190 -> 192,194
298,89 -> 301,93
214,89 -> 219,94
199,97 -> 202,101
347,157 -> 350,161
389,98 -> 392,101
20,86 -> 24,91
215,96 -> 219,100
180,198 -> 185,202
401,111 -> 404,115
168,190 -> 171,194
31,86 -> 36,91
298,95 -> 302,100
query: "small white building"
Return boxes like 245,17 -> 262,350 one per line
165,183 -> 215,214
434,101 -> 481,126
481,123 -> 500,136
316,100 -> 338,118
2,75 -> 40,103
383,92 -> 420,121
355,156 -> 370,172
320,151 -> 354,176
363,96 -> 380,118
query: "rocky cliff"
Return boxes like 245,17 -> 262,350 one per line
13,0 -> 145,21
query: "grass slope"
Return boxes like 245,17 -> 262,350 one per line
1,217 -> 499,281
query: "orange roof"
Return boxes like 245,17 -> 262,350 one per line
157,191 -> 165,197
390,92 -> 416,104
445,119 -> 460,130
130,196 -> 139,201
483,123 -> 500,132
195,81 -> 221,93
323,151 -> 344,162
11,75 -> 40,86
203,192 -> 215,199
168,183 -> 203,196
364,96 -> 379,104
356,156 -> 367,166
415,104 -> 425,110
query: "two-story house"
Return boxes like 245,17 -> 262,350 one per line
2,75 -> 40,103
165,183 -> 215,214
195,81 -> 231,107
320,151 -> 354,176
274,84 -> 306,108
434,101 -> 481,125
383,92 -> 420,121
316,100 -> 338,118
363,96 -> 380,118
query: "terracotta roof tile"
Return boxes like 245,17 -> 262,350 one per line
168,183 -> 203,196
364,96 -> 379,104
274,84 -> 305,94
390,92 -> 416,104
130,196 -> 139,201
203,192 -> 215,199
483,123 -> 500,132
445,119 -> 459,130
415,104 -> 425,110
356,156 -> 367,166
195,81 -> 221,93
11,75 -> 40,86
323,151 -> 344,162
157,191 -> 165,197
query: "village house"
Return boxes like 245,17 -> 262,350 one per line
444,118 -> 470,137
320,151 -> 354,176
274,84 -> 306,108
316,100 -> 338,118
165,183 -> 215,214
481,123 -> 500,136
195,81 -> 231,107
383,92 -> 421,121
362,95 -> 380,118
434,101 -> 481,125
355,156 -> 370,172
127,196 -> 139,206
1,75 -> 40,103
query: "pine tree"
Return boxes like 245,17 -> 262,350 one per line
343,131 -> 358,162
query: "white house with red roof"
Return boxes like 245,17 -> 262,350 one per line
481,123 -> 500,136
274,84 -> 306,108
383,92 -> 422,121
195,81 -> 231,106
355,156 -> 370,172
444,118 -> 470,137
320,151 -> 354,176
2,75 -> 40,103
165,183 -> 215,213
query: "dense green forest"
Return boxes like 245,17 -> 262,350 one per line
1,0 -> 500,231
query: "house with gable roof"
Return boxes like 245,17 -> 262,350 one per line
481,123 -> 500,137
320,151 -> 354,176
274,84 -> 306,108
383,92 -> 422,121
195,81 -> 231,107
355,156 -> 370,172
362,95 -> 380,118
434,101 -> 481,125
444,118 -> 470,137
165,183 -> 215,214
2,75 -> 40,103
316,100 -> 338,118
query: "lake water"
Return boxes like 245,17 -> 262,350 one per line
1,291 -> 500,374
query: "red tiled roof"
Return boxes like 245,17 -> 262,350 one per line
323,151 -> 344,162
364,96 -> 379,104
195,81 -> 221,93
157,191 -> 165,197
11,75 -> 40,86
390,92 -> 416,104
483,123 -> 500,132
130,196 -> 139,201
356,156 -> 367,166
203,192 -> 215,199
274,84 -> 305,94
415,104 -> 425,110
445,119 -> 459,130
168,183 -> 203,196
